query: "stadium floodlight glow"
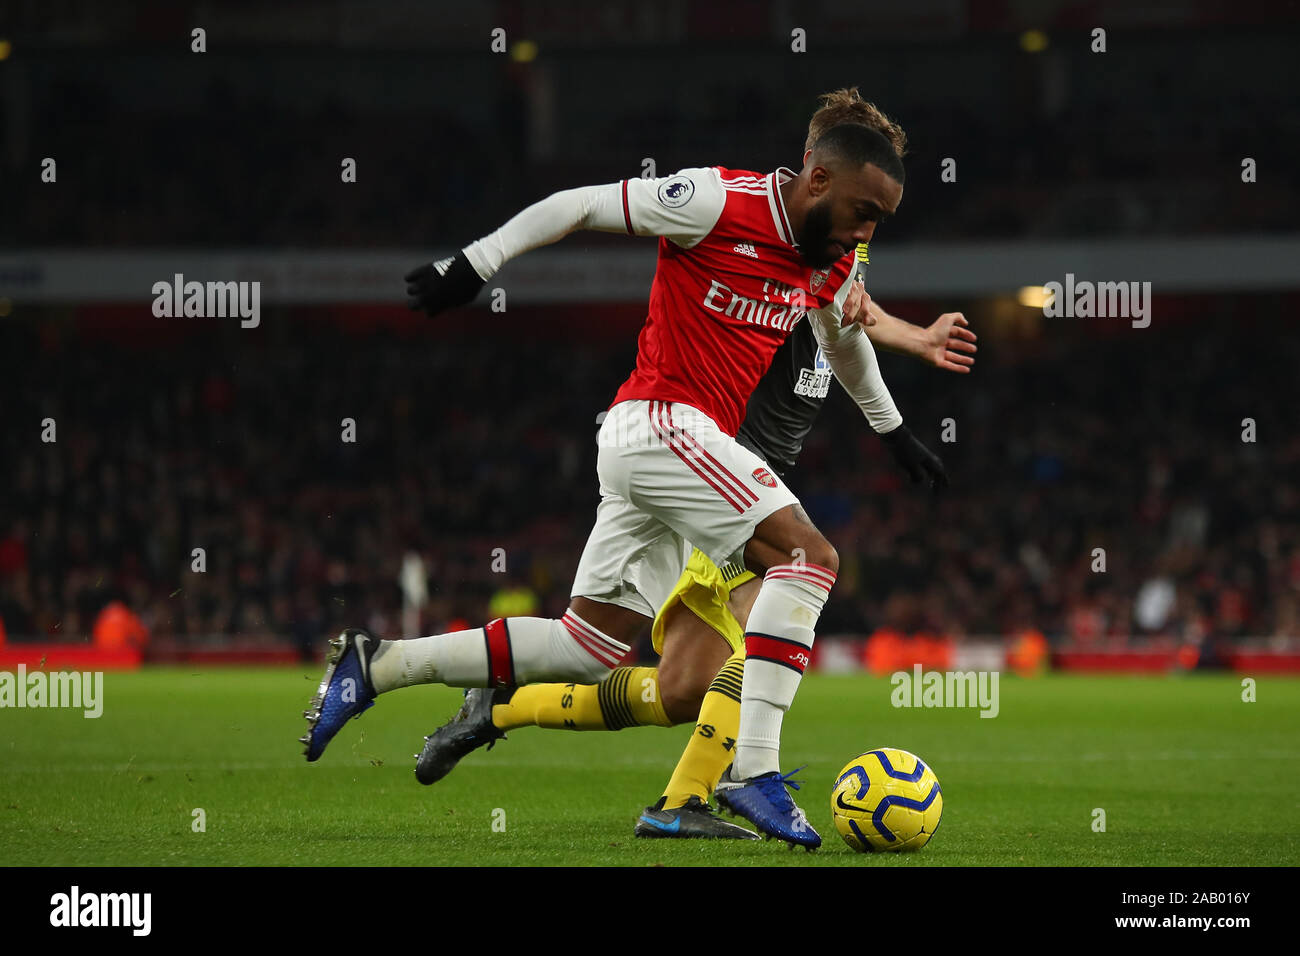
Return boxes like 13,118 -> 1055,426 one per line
511,39 -> 538,63
1018,285 -> 1054,309
1019,29 -> 1049,53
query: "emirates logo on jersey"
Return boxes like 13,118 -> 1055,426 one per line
810,267 -> 831,293
752,467 -> 777,488
701,279 -> 805,332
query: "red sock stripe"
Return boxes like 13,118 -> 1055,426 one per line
483,618 -> 515,688
562,612 -> 626,668
764,562 -> 836,592
649,401 -> 755,513
744,632 -> 812,674
571,616 -> 628,666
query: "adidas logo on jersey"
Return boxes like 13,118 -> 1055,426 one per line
732,242 -> 759,259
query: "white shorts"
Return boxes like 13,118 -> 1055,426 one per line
570,399 -> 800,618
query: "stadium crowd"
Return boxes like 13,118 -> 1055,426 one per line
1,308 -> 1296,653
4,28 -> 1298,250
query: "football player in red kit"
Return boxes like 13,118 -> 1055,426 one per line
304,102 -> 939,848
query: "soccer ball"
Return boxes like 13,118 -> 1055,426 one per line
831,748 -> 943,852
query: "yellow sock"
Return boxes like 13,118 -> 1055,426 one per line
660,653 -> 743,809
492,667 -> 670,731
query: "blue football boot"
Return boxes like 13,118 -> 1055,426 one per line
715,764 -> 821,849
300,628 -> 379,761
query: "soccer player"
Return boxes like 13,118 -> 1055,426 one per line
413,92 -> 975,840
303,98 -> 923,847
416,299 -> 969,840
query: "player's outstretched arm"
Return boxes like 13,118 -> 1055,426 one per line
807,277 -> 902,434
842,280 -> 977,373
878,424 -> 948,492
405,168 -> 726,317
809,277 -> 948,492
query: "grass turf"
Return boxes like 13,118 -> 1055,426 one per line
1,667 -> 1297,866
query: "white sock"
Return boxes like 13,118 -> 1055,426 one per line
368,611 -> 630,693
733,562 -> 835,778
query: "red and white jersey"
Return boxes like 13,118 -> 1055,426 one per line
608,166 -> 857,437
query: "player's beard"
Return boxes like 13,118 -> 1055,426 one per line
796,196 -> 842,269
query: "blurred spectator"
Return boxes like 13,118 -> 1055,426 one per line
92,599 -> 148,649
488,581 -> 540,619
0,307 -> 1296,648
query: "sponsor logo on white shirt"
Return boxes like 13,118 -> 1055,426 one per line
794,347 -> 832,398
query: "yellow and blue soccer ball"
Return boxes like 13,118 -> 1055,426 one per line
831,748 -> 943,852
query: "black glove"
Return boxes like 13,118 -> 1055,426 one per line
878,424 -> 948,493
404,254 -> 486,316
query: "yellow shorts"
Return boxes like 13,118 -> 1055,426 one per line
650,548 -> 756,657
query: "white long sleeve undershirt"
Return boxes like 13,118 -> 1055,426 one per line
461,167 -> 727,280
462,183 -> 628,280
807,280 -> 903,434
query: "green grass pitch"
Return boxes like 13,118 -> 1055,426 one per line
2,668 -> 1297,866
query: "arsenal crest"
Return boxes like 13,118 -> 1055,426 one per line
810,268 -> 830,293
752,467 -> 777,488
